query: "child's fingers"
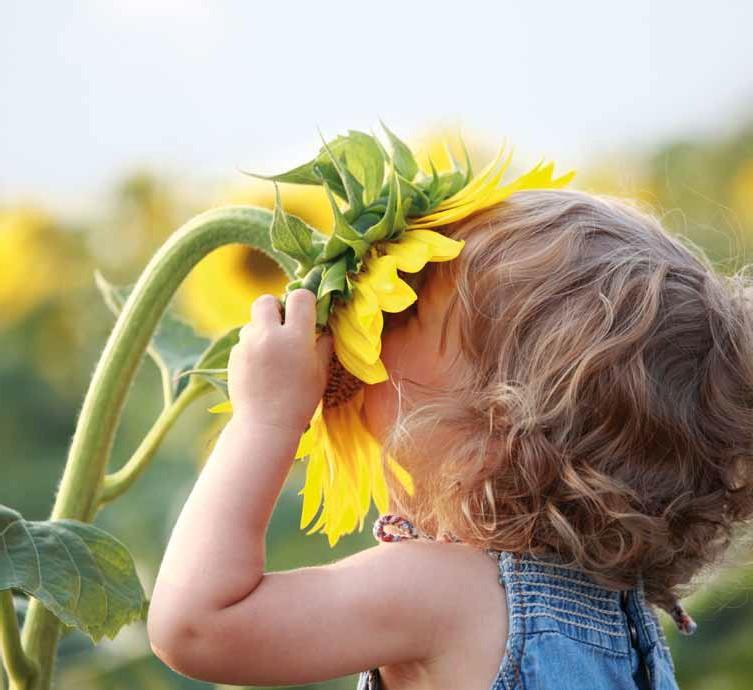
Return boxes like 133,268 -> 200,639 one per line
251,294 -> 283,327
284,288 -> 317,334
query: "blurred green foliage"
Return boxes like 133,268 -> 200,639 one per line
2,121 -> 753,689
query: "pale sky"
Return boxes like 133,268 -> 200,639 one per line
2,1 -> 752,214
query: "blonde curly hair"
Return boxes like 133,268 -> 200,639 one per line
380,188 -> 753,612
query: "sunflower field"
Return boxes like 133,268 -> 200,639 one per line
2,122 -> 753,690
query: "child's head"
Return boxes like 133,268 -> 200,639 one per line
364,188 -> 753,610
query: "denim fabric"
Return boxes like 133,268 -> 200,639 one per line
356,550 -> 680,690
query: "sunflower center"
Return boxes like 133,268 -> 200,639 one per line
324,351 -> 364,408
240,247 -> 285,281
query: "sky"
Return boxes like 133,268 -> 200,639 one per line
2,1 -> 752,214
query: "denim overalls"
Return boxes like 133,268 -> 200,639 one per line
357,515 -> 688,690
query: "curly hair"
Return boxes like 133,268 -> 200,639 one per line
379,188 -> 753,612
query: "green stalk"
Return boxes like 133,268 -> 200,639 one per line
19,206 -> 286,690
95,380 -> 206,506
0,590 -> 37,689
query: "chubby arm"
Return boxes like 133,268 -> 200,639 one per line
151,534 -> 478,686
146,290 -> 477,684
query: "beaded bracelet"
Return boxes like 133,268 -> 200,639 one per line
372,512 -> 697,635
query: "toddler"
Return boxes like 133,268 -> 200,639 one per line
148,188 -> 753,690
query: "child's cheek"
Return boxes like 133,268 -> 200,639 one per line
362,380 -> 396,445
362,326 -> 405,443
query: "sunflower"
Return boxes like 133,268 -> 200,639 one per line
208,123 -> 575,547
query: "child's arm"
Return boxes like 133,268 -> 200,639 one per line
146,290 -> 473,685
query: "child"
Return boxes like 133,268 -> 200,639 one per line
147,188 -> 753,690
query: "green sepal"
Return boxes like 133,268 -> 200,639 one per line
269,183 -> 321,277
363,163 -> 400,243
316,233 -> 352,263
434,169 -> 466,202
436,136 -> 473,198
344,130 -> 386,207
241,133 -> 355,201
313,255 -> 349,326
458,132 -> 474,186
321,180 -> 370,259
311,160 -> 348,199
317,129 -> 365,217
315,292 -> 332,326
397,173 -> 429,215
379,118 -> 419,181
318,255 -> 348,300
392,187 -> 409,239
352,212 -> 382,233
299,264 -> 325,295
426,158 -> 441,202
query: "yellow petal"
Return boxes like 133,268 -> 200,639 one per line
295,426 -> 316,459
332,336 -> 389,384
382,236 -> 431,272
350,280 -> 381,328
362,255 -> 417,313
299,449 -> 325,529
387,454 -> 416,496
330,308 -> 382,362
208,400 -> 233,414
367,441 -> 390,514
407,229 -> 465,261
407,146 -> 575,229
384,230 -> 465,273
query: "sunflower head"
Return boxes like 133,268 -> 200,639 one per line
241,120 -> 576,389
208,123 -> 576,548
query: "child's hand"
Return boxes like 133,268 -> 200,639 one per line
227,289 -> 333,435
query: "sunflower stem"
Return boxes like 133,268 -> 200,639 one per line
159,360 -> 174,408
0,590 -> 37,690
95,379 -> 206,506
18,206 -> 293,690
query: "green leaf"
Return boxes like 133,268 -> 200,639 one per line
178,367 -> 229,399
269,183 -> 321,277
0,504 -> 148,644
94,270 -> 213,399
174,324 -> 240,398
379,119 -> 419,181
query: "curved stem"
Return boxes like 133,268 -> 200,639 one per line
0,590 -> 37,689
95,380 -> 207,506
19,206 -> 292,690
158,359 -> 174,409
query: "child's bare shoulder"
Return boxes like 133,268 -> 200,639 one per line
335,539 -> 505,644
338,540 -> 508,688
